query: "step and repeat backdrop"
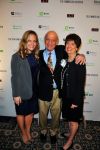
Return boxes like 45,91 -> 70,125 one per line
0,0 -> 100,120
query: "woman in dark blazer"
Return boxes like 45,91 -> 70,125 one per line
60,34 -> 86,150
11,30 -> 39,144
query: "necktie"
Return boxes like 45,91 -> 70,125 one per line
47,52 -> 57,88
47,52 -> 53,74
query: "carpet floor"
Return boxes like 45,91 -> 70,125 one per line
0,117 -> 100,150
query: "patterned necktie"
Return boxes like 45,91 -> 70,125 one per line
47,52 -> 53,74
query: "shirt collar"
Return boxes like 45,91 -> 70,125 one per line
45,49 -> 55,55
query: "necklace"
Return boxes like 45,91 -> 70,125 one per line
61,60 -> 69,89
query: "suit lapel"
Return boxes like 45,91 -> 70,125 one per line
40,49 -> 49,68
53,48 -> 60,72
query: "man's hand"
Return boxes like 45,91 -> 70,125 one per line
71,104 -> 78,109
13,96 -> 22,106
75,54 -> 86,65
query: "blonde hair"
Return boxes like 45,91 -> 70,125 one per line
18,30 -> 40,59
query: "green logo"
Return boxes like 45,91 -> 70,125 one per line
88,38 -> 98,45
64,26 -> 69,31
38,11 -> 50,17
39,12 -> 44,16
0,50 -> 3,52
64,25 -> 74,31
13,25 -> 22,29
88,39 -> 93,44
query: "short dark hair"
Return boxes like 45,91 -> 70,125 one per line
65,33 -> 82,49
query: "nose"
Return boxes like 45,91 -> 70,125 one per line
48,40 -> 53,44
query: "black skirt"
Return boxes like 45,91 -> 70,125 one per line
62,98 -> 83,122
15,97 -> 39,116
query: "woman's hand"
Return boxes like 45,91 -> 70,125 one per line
75,54 -> 86,65
71,104 -> 78,109
13,96 -> 22,106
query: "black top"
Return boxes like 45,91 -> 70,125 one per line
27,54 -> 39,99
26,54 -> 39,114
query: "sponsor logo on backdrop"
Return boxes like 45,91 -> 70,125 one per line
0,70 -> 7,72
41,0 -> 49,3
0,25 -> 3,28
85,91 -> 93,97
12,25 -> 22,30
37,11 -> 50,17
60,0 -> 83,3
86,15 -> 100,19
8,0 -> 23,3
64,25 -> 75,32
67,14 -> 74,18
8,38 -> 20,41
0,88 -> 4,92
11,11 -> 22,17
86,50 -> 97,56
91,28 -> 99,32
87,73 -> 98,77
87,38 -> 99,45
38,25 -> 49,30
0,50 -> 4,52
84,110 -> 93,113
94,0 -> 100,4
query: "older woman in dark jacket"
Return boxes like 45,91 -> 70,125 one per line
60,34 -> 86,150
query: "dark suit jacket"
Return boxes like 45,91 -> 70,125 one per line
38,45 -> 67,101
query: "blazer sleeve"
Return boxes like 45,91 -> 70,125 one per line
11,54 -> 20,97
55,45 -> 68,59
73,64 -> 86,106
